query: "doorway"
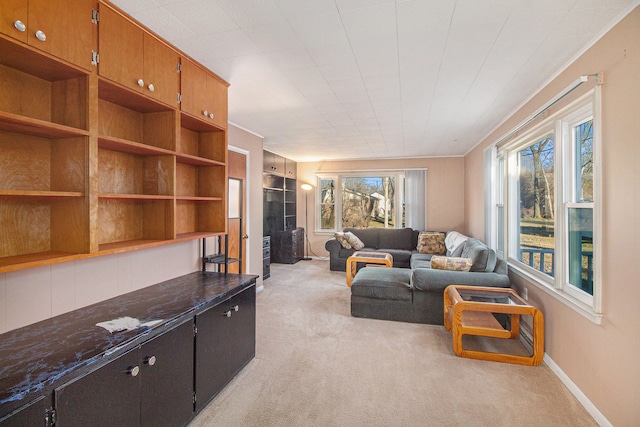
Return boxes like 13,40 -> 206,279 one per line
226,150 -> 247,273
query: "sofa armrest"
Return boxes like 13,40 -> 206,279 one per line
325,238 -> 342,253
411,268 -> 510,293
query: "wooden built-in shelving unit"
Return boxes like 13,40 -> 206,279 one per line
0,0 -> 229,273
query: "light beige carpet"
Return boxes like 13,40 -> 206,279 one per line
189,260 -> 597,427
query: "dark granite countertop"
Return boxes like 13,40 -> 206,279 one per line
0,271 -> 257,417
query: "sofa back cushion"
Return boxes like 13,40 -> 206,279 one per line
460,238 -> 497,272
345,227 -> 416,250
345,228 -> 379,248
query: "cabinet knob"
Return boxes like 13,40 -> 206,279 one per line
209,112 -> 214,119
202,110 -> 208,117
233,304 -> 239,312
147,83 -> 155,92
144,355 -> 157,366
137,79 -> 144,87
128,366 -> 140,377
224,310 -> 232,318
35,30 -> 46,42
13,20 -> 26,32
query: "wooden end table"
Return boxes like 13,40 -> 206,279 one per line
443,285 -> 544,366
346,251 -> 393,287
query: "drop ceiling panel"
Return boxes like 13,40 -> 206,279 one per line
107,0 -> 639,160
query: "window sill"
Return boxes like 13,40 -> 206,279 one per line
509,263 -> 602,325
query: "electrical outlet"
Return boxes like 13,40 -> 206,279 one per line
522,287 -> 528,300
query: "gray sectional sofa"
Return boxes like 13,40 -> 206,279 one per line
325,227 -> 420,271
326,229 -> 511,325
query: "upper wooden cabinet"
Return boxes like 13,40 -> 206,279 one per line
98,3 -> 179,107
0,0 -> 95,71
180,58 -> 228,129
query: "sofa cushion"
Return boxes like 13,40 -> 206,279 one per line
334,231 -> 352,249
410,253 -> 433,269
378,249 -> 413,266
378,227 -> 416,250
351,268 -> 413,301
460,238 -> 497,272
416,231 -> 446,255
346,228 -> 380,249
445,231 -> 468,256
344,231 -> 365,250
430,256 -> 473,272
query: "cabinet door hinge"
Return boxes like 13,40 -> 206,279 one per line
193,392 -> 197,405
45,408 -> 56,426
177,93 -> 182,104
193,324 -> 197,335
91,51 -> 99,66
177,62 -> 181,73
92,9 -> 99,24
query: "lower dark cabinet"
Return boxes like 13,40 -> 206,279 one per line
54,319 -> 194,427
270,227 -> 304,264
0,396 -> 47,427
195,286 -> 256,411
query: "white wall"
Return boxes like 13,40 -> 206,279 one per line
0,241 -> 200,334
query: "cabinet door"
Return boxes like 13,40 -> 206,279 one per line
0,396 -> 46,427
226,286 -> 256,377
29,0 -> 95,70
0,0 -> 28,44
194,301 -> 230,412
285,158 -> 297,178
140,320 -> 195,427
207,74 -> 228,129
143,32 -> 179,107
180,58 -> 226,127
98,4 -> 144,94
55,348 -> 141,427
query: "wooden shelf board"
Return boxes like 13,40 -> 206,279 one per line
175,196 -> 222,202
0,111 -> 89,138
176,231 -> 224,241
0,251 -> 82,273
180,112 -> 225,133
98,135 -> 175,156
98,78 -> 173,114
98,239 -> 169,254
175,152 -> 225,167
0,190 -> 84,199
99,193 -> 173,200
0,36 -> 87,81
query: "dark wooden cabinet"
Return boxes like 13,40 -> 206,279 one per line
263,150 -> 285,175
0,396 -> 47,427
55,319 -> 194,427
55,347 -> 140,427
195,286 -> 256,411
270,227 -> 304,264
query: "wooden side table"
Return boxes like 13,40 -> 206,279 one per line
444,285 -> 544,366
346,251 -> 393,287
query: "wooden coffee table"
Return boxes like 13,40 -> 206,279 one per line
444,285 -> 544,366
346,251 -> 393,287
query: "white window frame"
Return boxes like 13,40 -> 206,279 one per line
315,172 -> 404,234
492,88 -> 602,323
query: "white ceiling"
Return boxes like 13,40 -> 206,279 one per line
109,0 -> 638,161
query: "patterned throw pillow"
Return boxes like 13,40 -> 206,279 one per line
334,232 -> 352,249
416,231 -> 446,255
430,255 -> 473,272
344,231 -> 365,250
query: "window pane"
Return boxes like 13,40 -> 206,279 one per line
320,179 -> 335,230
342,177 -> 395,228
518,134 -> 555,276
575,120 -> 593,202
568,207 -> 593,295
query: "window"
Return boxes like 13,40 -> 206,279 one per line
489,88 -> 601,319
316,173 -> 404,232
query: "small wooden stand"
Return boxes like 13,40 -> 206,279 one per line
346,251 -> 393,287
444,285 -> 544,366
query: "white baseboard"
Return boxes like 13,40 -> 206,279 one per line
543,354 -> 612,427
518,327 -> 610,426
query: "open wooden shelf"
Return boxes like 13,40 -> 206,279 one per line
0,251 -> 83,273
0,111 -> 89,139
0,190 -> 84,199
98,135 -> 175,156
